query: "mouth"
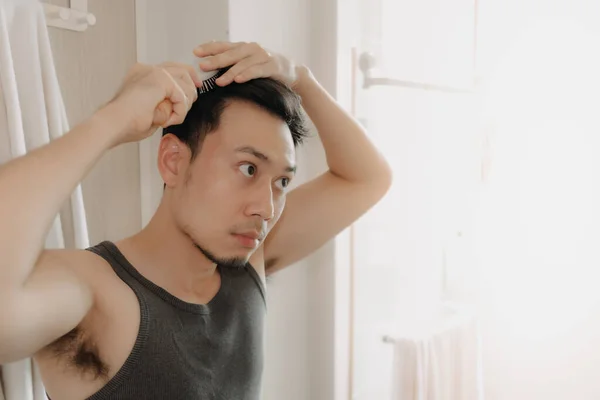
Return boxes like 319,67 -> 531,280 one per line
232,231 -> 263,249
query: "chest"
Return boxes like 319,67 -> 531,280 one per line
145,292 -> 266,371
40,265 -> 267,400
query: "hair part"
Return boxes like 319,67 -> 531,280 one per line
163,71 -> 309,161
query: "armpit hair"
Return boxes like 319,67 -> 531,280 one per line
49,327 -> 110,381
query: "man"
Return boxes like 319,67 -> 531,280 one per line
0,41 -> 392,399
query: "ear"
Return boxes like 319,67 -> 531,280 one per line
157,134 -> 190,188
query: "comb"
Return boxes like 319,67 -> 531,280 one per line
195,57 -> 231,94
197,68 -> 229,94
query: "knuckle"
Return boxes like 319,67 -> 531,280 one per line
218,55 -> 230,66
166,64 -> 182,74
152,67 -> 166,80
129,62 -> 147,77
172,67 -> 186,76
158,61 -> 173,69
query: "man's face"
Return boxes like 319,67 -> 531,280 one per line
170,100 -> 296,267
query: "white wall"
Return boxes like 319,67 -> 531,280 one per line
48,0 -> 140,246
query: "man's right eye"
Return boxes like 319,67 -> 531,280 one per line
239,163 -> 257,177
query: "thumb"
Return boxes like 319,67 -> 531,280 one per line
153,100 -> 172,127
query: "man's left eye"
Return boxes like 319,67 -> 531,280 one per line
275,177 -> 290,190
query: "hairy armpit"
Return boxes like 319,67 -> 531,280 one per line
48,326 -> 110,381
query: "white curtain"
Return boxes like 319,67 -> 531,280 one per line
0,1 -> 89,399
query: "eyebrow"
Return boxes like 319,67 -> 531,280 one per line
235,146 -> 297,173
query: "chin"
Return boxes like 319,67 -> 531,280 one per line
218,254 -> 251,269
194,242 -> 252,269
226,249 -> 253,260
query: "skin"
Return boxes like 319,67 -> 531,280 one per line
0,41 -> 392,399
116,99 -> 296,301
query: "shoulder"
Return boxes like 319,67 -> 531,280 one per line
39,246 -> 116,293
34,245 -> 132,338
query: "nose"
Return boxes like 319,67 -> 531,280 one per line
247,182 -> 275,221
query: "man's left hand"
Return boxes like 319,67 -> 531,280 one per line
193,41 -> 298,88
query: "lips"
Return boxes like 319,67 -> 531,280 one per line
236,231 -> 262,241
233,232 -> 262,248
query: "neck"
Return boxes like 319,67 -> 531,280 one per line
117,201 -> 219,303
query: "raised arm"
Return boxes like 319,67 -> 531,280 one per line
263,66 -> 393,272
0,62 -> 199,363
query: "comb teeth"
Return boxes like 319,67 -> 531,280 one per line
198,69 -> 228,94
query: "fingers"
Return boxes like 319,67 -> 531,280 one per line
161,62 -> 202,87
153,100 -> 172,128
159,68 -> 188,127
215,54 -> 270,86
193,41 -> 241,57
197,42 -> 268,72
232,63 -> 272,83
197,45 -> 250,71
166,67 -> 198,105
155,62 -> 201,127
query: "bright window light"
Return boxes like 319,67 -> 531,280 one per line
477,17 -> 600,340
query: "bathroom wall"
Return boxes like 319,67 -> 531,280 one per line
47,0 -> 141,246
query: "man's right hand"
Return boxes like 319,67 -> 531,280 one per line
0,61 -> 201,364
107,62 -> 202,146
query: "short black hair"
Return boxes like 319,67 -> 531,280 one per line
163,72 -> 309,160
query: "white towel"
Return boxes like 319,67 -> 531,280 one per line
390,315 -> 484,400
0,1 -> 89,399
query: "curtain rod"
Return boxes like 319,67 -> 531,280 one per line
358,52 -> 476,94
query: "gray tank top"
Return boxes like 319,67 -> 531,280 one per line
82,241 -> 267,400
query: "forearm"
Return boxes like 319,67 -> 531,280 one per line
0,104 -> 125,289
293,66 -> 392,185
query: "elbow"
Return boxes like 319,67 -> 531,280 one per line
382,160 -> 393,191
374,158 -> 393,199
353,158 -> 393,203
0,308 -> 19,364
